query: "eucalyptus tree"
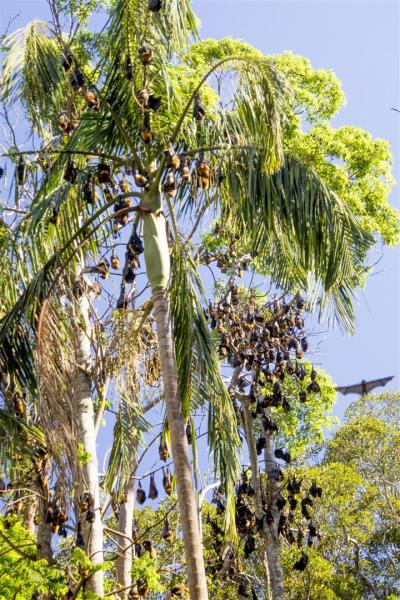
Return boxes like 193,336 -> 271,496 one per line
0,0 -> 393,598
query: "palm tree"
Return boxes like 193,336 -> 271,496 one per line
0,1 -> 374,598
73,290 -> 105,596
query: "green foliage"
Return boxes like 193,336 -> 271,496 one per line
0,1 -> 398,596
345,389 -> 400,425
327,405 -> 400,486
131,553 -> 164,593
0,517 -> 68,599
187,37 -> 262,68
264,363 -> 337,456
191,38 -> 399,252
286,122 -> 399,245
282,547 -> 362,600
77,441 -> 91,465
271,52 -> 346,123
221,151 -> 373,332
289,392 -> 400,599
0,20 -> 67,133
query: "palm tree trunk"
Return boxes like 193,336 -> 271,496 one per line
141,186 -> 208,600
75,292 -> 104,597
153,288 -> 208,600
116,475 -> 135,599
241,401 -> 285,600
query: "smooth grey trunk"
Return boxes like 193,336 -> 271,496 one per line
153,289 -> 208,600
241,402 -> 286,600
75,293 -> 104,597
116,475 -> 136,599
263,434 -> 286,600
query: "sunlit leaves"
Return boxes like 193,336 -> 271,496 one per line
0,517 -> 68,598
286,123 -> 399,245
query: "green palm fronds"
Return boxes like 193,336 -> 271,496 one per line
0,20 -> 66,130
219,152 -> 373,330
103,393 -> 150,497
170,245 -> 241,537
0,409 -> 46,462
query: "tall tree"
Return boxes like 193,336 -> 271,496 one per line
0,2 -> 397,598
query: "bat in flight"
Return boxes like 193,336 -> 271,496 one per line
336,376 -> 394,396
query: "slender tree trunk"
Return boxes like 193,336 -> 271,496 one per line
23,493 -> 37,533
37,514 -> 52,562
241,401 -> 285,600
263,434 -> 286,600
153,289 -> 208,600
36,493 -> 53,562
34,459 -> 53,562
141,184 -> 208,599
116,475 -> 136,599
75,292 -> 104,597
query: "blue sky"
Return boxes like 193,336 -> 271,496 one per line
0,0 -> 399,427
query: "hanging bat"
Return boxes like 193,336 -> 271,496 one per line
336,376 -> 394,396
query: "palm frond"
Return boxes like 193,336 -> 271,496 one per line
106,0 -> 198,65
103,393 -> 150,497
171,56 -> 291,177
0,409 -> 46,460
0,255 -> 60,392
0,170 -> 128,394
170,244 -> 241,537
219,152 -> 373,330
36,293 -> 79,482
0,20 -> 66,130
153,0 -> 200,55
72,0 -> 198,161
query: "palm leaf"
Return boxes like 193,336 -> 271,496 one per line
170,244 -> 241,537
105,0 -> 199,65
0,409 -> 46,461
0,20 -> 66,131
218,151 -> 373,330
103,393 -> 150,497
0,254 -> 60,392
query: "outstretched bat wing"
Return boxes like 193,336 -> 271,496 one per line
336,384 -> 363,395
336,376 -> 394,396
364,376 -> 394,394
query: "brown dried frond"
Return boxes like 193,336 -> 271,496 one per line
36,295 -> 78,486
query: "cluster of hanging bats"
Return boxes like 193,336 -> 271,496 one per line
0,0 -> 395,595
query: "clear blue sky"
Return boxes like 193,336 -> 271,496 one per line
1,0 -> 399,428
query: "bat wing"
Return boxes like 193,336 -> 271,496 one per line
336,384 -> 363,395
364,376 -> 394,394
